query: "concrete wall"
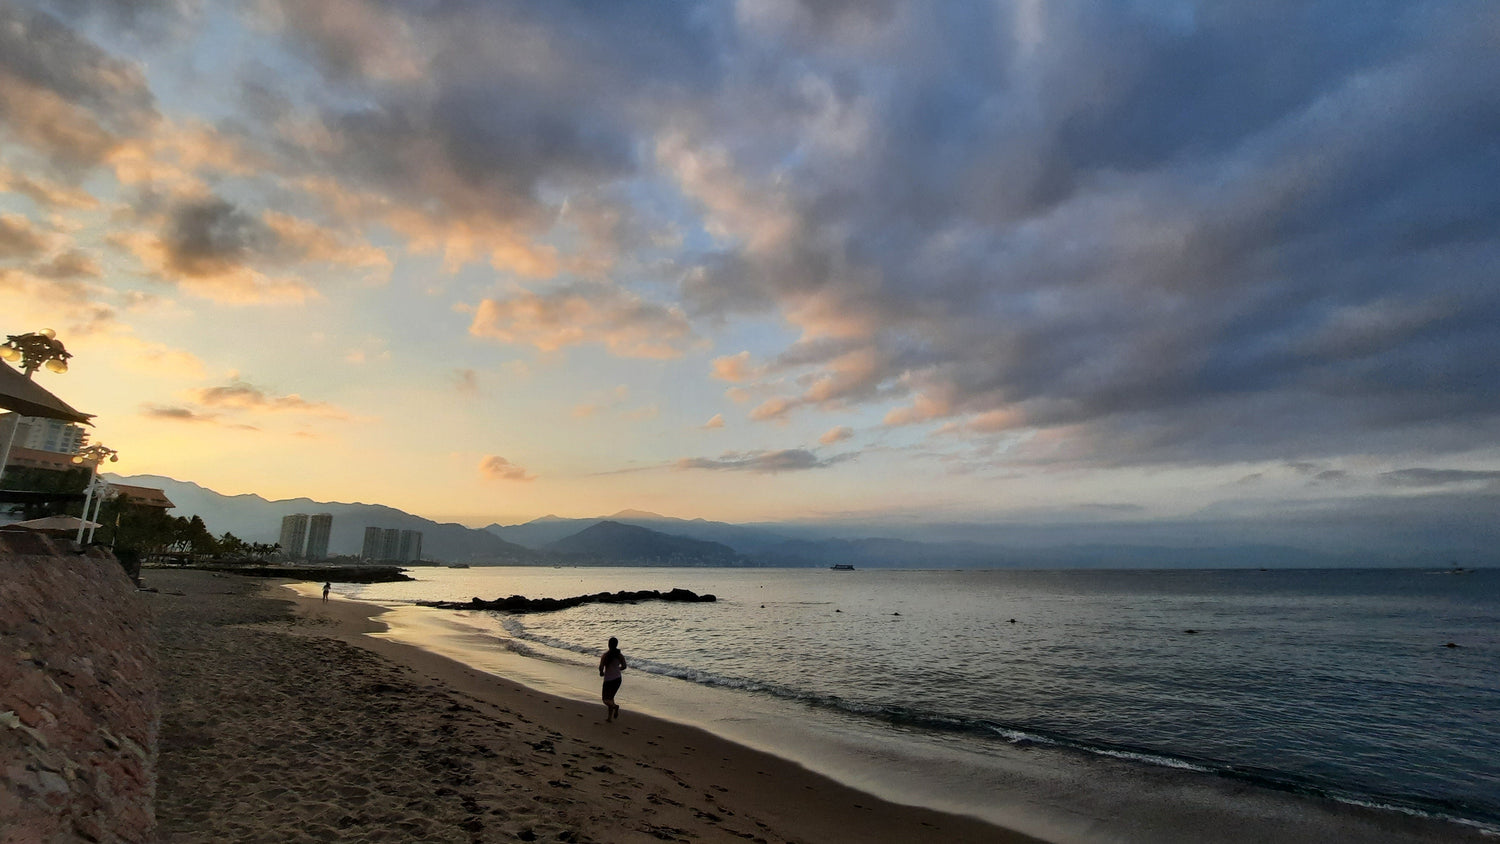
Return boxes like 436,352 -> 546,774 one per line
0,533 -> 157,844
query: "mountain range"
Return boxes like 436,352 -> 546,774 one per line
105,474 -> 1496,569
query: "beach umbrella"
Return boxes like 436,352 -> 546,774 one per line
7,514 -> 103,531
0,360 -> 93,423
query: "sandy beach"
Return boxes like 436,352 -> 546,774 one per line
145,569 -> 1033,843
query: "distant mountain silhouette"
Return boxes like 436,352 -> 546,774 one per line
485,516 -> 600,549
101,473 -> 1477,570
489,511 -> 792,554
109,474 -> 540,565
545,521 -> 748,566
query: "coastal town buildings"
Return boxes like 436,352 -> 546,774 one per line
361,525 -> 423,562
0,415 -> 90,483
4,416 -> 88,454
398,529 -> 422,563
306,514 -> 332,561
279,514 -> 308,559
361,526 -> 382,560
108,484 -> 175,510
279,513 -> 333,560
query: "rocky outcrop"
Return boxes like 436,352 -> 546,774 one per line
0,533 -> 157,844
421,588 -> 716,614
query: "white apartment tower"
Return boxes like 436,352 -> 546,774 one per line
2,415 -> 89,454
398,529 -> 423,563
279,514 -> 309,559
306,513 -> 333,561
361,526 -> 423,562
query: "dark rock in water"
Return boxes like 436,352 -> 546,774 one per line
1184,629 -> 1199,634
1445,642 -> 1460,648
423,588 -> 717,614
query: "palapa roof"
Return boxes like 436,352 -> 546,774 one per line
110,483 -> 175,509
0,360 -> 92,423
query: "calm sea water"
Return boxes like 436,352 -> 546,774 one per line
334,566 -> 1500,838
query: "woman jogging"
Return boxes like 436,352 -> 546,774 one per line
598,637 -> 627,722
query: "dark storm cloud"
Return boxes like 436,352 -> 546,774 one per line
160,198 -> 278,278
670,1 -> 1500,466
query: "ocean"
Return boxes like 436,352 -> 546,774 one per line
319,566 -> 1499,842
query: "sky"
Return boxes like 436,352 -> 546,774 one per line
2,0 -> 1498,537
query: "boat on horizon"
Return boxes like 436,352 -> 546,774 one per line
830,564 -> 855,571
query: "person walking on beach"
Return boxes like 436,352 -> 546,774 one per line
322,581 -> 331,603
599,637 -> 627,722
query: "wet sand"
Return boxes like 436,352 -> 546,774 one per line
146,569 -> 1033,843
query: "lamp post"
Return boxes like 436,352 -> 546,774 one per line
0,329 -> 73,489
72,444 -> 118,544
1,329 -> 72,377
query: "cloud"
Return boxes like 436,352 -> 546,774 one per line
33,250 -> 101,279
711,351 -> 759,382
573,385 -> 630,418
114,193 -> 390,303
1380,468 -> 1500,489
478,455 -> 536,482
661,3 -> 1500,467
0,4 -> 158,168
819,426 -> 853,445
9,0 -> 1500,481
702,413 -> 725,429
676,448 -> 857,473
88,333 -> 206,379
0,165 -> 100,210
189,380 -> 349,419
0,214 -> 51,259
142,405 -> 214,421
469,284 -> 696,359
140,404 -> 260,430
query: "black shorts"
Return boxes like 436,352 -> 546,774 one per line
602,678 -> 622,699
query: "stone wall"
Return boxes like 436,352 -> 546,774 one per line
1,533 -> 157,844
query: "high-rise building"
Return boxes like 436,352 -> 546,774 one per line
279,514 -> 309,559
398,529 -> 423,562
1,414 -> 89,454
379,528 -> 401,561
361,526 -> 384,560
361,526 -> 424,561
306,513 -> 333,560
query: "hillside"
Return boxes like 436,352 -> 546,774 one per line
485,515 -> 597,549
488,510 -> 792,554
108,474 -> 541,565
545,521 -> 748,566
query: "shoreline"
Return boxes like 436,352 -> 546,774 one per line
297,569 -> 1497,844
148,568 -> 1031,843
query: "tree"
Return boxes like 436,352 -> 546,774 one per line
217,531 -> 251,558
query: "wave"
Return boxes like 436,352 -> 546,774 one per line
491,613 -> 1500,836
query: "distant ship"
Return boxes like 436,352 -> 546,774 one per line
447,563 -> 470,569
830,564 -> 855,571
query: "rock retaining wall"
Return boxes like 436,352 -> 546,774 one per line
1,533 -> 157,844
